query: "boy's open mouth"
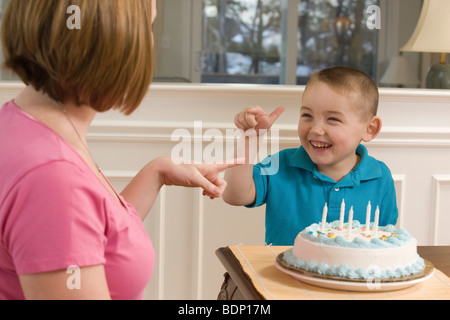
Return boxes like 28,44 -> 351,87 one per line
310,141 -> 332,150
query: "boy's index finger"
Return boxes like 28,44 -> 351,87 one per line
268,106 -> 285,123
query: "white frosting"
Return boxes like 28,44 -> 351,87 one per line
293,233 -> 418,271
287,220 -> 425,279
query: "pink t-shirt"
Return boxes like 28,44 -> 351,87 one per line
0,101 -> 155,300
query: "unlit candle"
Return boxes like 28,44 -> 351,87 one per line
374,206 -> 380,236
339,199 -> 345,229
366,201 -> 371,232
321,203 -> 328,233
348,206 -> 354,238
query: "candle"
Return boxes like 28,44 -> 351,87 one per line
348,206 -> 354,238
339,199 -> 345,229
366,201 -> 371,232
321,203 -> 328,233
374,206 -> 380,236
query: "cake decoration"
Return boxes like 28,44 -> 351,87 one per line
319,201 -> 387,242
281,200 -> 426,281
303,220 -> 411,248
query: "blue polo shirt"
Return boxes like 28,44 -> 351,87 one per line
247,145 -> 398,245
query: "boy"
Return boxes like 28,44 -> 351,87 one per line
223,66 -> 398,245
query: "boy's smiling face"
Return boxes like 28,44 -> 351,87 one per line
298,82 -> 381,182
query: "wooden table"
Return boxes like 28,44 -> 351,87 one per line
216,246 -> 450,300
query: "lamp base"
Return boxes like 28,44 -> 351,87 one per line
426,63 -> 450,89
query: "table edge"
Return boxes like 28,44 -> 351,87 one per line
216,247 -> 265,300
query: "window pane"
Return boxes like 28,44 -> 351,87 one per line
297,0 -> 380,84
201,0 -> 380,85
202,0 -> 283,84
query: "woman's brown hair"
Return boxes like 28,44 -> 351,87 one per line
1,0 -> 154,115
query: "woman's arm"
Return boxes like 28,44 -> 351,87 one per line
121,157 -> 240,221
19,265 -> 111,300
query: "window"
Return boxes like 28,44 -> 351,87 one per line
202,0 -> 283,84
297,0 -> 379,84
153,0 -> 425,87
0,0 -> 425,87
201,0 -> 379,85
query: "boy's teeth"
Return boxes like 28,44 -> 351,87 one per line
311,142 -> 331,149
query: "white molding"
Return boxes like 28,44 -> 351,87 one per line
192,189 -> 205,300
156,186 -> 167,300
393,175 -> 407,229
3,82 -> 447,149
88,121 -> 450,148
369,126 -> 450,148
431,175 -> 450,245
2,81 -> 450,99
101,170 -> 137,180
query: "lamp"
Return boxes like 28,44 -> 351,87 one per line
380,54 -> 420,87
400,0 -> 450,89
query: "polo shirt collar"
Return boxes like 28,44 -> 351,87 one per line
289,144 -> 382,186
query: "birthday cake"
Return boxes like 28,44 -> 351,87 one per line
281,220 -> 425,280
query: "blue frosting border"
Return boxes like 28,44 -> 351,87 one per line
283,248 -> 425,280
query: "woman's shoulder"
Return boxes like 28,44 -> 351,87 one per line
0,101 -> 87,193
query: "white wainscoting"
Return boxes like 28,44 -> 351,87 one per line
1,83 -> 450,300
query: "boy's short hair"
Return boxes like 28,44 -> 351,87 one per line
1,0 -> 154,115
305,66 -> 379,121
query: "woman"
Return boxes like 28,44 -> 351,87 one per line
0,0 -> 236,300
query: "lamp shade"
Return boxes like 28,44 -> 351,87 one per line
380,55 -> 420,86
400,0 -> 450,53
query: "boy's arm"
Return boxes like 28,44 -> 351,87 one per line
223,106 -> 284,206
223,136 -> 258,206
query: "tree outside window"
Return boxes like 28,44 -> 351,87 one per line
202,0 -> 379,84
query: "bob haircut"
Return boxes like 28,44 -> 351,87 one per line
1,0 -> 154,115
305,66 -> 379,122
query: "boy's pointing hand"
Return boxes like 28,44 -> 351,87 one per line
235,106 -> 285,133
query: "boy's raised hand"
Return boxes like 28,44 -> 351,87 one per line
223,106 -> 284,206
234,106 -> 285,134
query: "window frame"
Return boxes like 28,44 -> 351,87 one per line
191,0 -> 394,85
